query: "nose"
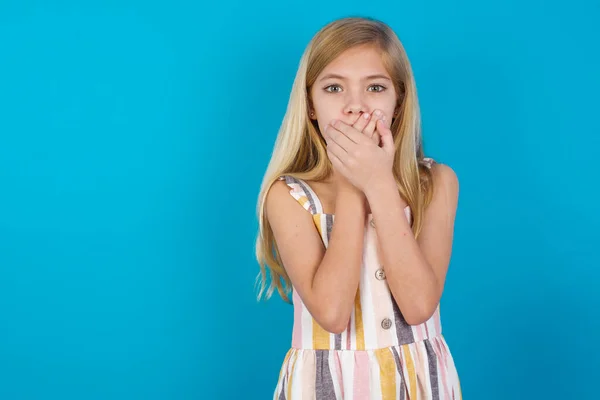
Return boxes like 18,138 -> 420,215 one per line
343,89 -> 368,116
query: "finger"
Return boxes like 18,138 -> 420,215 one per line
376,119 -> 395,152
327,122 -> 358,151
352,112 -> 372,133
363,110 -> 385,139
331,120 -> 368,146
327,147 -> 351,177
376,118 -> 392,137
326,137 -> 349,165
372,131 -> 381,147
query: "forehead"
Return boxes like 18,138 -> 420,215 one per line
320,44 -> 388,77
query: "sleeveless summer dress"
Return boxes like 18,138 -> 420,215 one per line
272,158 -> 462,400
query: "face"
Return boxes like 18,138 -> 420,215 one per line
309,44 -> 398,133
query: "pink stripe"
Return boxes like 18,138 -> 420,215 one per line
413,323 -> 424,342
334,351 -> 344,398
433,338 -> 451,399
412,324 -> 420,342
353,351 -> 371,398
433,307 -> 442,335
291,291 -> 302,348
412,342 -> 423,381
419,323 -> 427,341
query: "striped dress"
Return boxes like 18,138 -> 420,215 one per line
273,158 -> 462,400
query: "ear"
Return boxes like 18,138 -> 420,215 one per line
391,105 -> 401,124
393,102 -> 401,117
308,98 -> 317,120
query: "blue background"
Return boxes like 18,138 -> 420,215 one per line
0,0 -> 598,399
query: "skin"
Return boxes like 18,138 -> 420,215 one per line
266,44 -> 459,332
309,43 -> 398,201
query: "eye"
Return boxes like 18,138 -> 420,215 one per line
324,84 -> 342,93
368,84 -> 386,93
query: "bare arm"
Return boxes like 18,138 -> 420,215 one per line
266,180 -> 366,333
364,163 -> 459,325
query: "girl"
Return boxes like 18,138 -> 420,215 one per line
255,16 -> 462,400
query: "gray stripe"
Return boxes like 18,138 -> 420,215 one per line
286,176 -> 320,214
424,340 -> 440,400
334,333 -> 342,350
315,350 -> 336,399
392,299 -> 415,345
391,347 -> 406,400
299,179 -> 324,214
325,214 -> 334,245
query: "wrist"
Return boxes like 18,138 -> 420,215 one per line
365,173 -> 397,200
335,177 -> 362,197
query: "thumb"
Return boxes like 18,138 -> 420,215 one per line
377,120 -> 394,153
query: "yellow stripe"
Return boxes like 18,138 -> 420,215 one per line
298,195 -> 310,210
279,350 -> 291,381
276,350 -> 292,397
375,349 -> 397,400
354,288 -> 365,350
286,351 -> 299,399
312,321 -> 330,349
313,214 -> 323,235
402,344 -> 418,399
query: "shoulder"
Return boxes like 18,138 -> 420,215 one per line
431,162 -> 459,191
265,177 -> 310,223
265,178 -> 290,218
264,178 -> 325,276
428,162 -> 459,212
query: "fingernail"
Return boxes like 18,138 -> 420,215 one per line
374,110 -> 382,117
363,113 -> 370,120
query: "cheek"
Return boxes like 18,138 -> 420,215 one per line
385,105 -> 396,120
313,97 -> 336,115
313,104 -> 336,130
376,96 -> 398,118
316,118 -> 329,137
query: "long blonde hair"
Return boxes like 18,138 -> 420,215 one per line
254,17 -> 435,303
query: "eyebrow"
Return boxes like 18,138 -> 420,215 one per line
318,73 -> 392,82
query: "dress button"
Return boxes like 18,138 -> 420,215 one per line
375,269 -> 386,280
381,318 -> 392,330
370,219 -> 375,228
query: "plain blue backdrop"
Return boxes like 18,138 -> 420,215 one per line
0,0 -> 598,399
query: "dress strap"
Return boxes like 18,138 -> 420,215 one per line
277,176 -> 324,215
421,157 -> 436,169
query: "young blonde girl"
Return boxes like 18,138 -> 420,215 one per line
255,16 -> 462,400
